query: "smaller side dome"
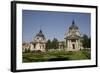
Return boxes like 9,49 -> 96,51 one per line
35,30 -> 45,39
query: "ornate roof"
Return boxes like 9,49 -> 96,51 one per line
35,30 -> 45,39
67,35 -> 81,39
69,20 -> 78,30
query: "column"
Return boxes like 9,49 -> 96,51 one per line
30,43 -> 34,51
67,40 -> 69,51
78,39 -> 80,50
69,40 -> 72,51
76,39 -> 79,51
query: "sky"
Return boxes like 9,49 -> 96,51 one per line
22,10 -> 91,43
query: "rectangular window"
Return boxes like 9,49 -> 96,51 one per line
72,44 -> 75,49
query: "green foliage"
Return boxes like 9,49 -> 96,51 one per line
88,38 -> 91,48
24,48 -> 30,53
51,38 -> 59,49
82,34 -> 91,48
46,38 -> 59,50
46,39 -> 52,50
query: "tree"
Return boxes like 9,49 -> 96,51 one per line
46,38 -> 59,50
51,38 -> 59,49
46,39 -> 52,50
88,37 -> 91,48
82,34 -> 91,48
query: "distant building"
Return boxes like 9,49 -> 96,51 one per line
64,20 -> 83,51
58,41 -> 65,50
22,42 -> 30,52
30,30 -> 46,52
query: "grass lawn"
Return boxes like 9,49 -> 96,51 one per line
22,50 -> 91,63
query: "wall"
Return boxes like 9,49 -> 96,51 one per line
0,0 -> 99,73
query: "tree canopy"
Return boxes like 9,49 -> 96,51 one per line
46,38 -> 59,50
81,34 -> 91,48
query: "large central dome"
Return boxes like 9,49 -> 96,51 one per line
69,20 -> 78,30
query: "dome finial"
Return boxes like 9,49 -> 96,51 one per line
69,20 -> 78,29
39,29 -> 42,33
72,20 -> 75,25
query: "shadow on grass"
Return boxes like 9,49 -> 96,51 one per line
48,57 -> 70,61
